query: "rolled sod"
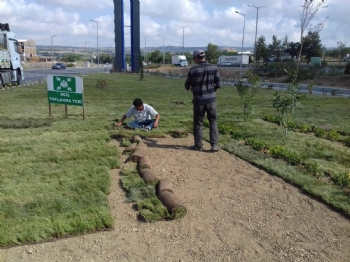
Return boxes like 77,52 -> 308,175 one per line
172,129 -> 188,138
130,149 -> 147,162
158,190 -> 187,219
132,134 -> 143,143
123,142 -> 137,154
156,179 -> 173,195
136,141 -> 148,151
138,155 -> 152,171
139,169 -> 159,185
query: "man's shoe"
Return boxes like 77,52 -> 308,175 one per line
189,145 -> 203,151
211,145 -> 221,152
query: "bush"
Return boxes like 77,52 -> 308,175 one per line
245,138 -> 268,151
269,145 -> 288,159
314,127 -> 326,138
304,160 -> 322,177
284,151 -> 305,165
326,129 -> 339,141
330,172 -> 350,188
344,137 -> 350,147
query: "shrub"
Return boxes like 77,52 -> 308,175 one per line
284,151 -> 305,165
217,123 -> 232,135
298,123 -> 313,133
344,137 -> 350,147
231,132 -> 244,140
304,160 -> 322,177
314,127 -> 326,138
326,129 -> 339,141
245,138 -> 268,151
330,172 -> 350,188
269,145 -> 288,159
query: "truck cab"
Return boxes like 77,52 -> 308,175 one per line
0,23 -> 24,86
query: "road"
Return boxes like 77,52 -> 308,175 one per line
22,65 -> 113,84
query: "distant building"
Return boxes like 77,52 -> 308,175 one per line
238,50 -> 252,55
17,39 -> 37,61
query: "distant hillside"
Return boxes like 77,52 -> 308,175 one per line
36,45 -> 254,54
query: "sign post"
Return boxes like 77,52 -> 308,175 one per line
47,75 -> 85,119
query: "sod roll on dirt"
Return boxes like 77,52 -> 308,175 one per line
158,190 -> 187,219
157,190 -> 187,219
172,129 -> 188,138
139,169 -> 159,185
132,134 -> 143,143
136,141 -> 148,151
123,142 -> 137,154
138,155 -> 152,171
130,149 -> 147,162
156,179 -> 173,195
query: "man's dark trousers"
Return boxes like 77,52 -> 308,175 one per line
193,101 -> 219,148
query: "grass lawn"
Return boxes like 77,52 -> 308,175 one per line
0,71 -> 350,246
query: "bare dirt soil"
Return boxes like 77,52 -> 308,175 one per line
1,134 -> 350,262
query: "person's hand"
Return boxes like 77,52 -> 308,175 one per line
153,122 -> 158,128
114,122 -> 122,127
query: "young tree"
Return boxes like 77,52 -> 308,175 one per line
255,36 -> 268,64
297,0 -> 328,76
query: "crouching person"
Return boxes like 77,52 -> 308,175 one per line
115,98 -> 160,131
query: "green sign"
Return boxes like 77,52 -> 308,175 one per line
47,75 -> 84,106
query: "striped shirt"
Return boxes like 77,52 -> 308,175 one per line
184,61 -> 221,104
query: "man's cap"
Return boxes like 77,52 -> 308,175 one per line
193,50 -> 205,59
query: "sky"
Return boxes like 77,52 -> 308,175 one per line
0,0 -> 348,50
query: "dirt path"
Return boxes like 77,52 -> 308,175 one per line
1,134 -> 350,262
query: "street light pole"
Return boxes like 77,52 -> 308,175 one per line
248,4 -> 267,63
51,35 -> 57,66
235,11 -> 245,81
158,34 -> 165,67
143,36 -> 147,65
90,20 -> 99,69
178,25 -> 188,55
85,41 -> 90,67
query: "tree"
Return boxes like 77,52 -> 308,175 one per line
148,50 -> 162,64
205,43 -> 220,64
62,54 -> 81,63
302,31 -> 324,63
255,36 -> 268,64
268,35 -> 283,60
285,42 -> 301,59
297,0 -> 328,76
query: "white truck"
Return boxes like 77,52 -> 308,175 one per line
0,23 -> 24,86
171,55 -> 188,67
217,55 -> 249,67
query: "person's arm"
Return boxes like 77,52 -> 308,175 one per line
153,113 -> 160,128
115,114 -> 127,127
214,70 -> 222,91
184,71 -> 192,91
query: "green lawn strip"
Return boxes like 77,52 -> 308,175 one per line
0,119 -> 119,246
224,139 -> 350,216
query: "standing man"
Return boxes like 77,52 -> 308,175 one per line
185,50 -> 221,152
115,98 -> 160,131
